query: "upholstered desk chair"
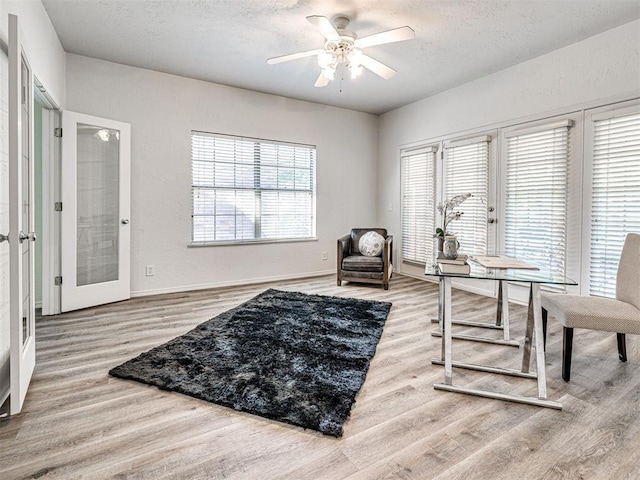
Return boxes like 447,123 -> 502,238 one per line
337,228 -> 393,290
542,232 -> 640,381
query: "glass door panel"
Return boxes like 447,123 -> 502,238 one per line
21,57 -> 32,348
76,124 -> 120,286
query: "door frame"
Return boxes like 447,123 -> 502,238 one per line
36,81 -> 61,316
37,108 -> 131,316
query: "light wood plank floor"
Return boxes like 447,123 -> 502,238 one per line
1,274 -> 639,479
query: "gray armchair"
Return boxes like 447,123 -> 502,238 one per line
337,228 -> 393,290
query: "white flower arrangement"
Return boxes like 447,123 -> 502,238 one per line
435,193 -> 472,238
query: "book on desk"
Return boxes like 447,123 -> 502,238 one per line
468,255 -> 539,270
436,253 -> 468,265
437,253 -> 470,274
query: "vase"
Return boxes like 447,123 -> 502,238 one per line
443,235 -> 460,259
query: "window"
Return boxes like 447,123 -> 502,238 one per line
503,120 -> 572,277
587,105 -> 640,297
401,146 -> 436,264
443,136 -> 490,255
191,132 -> 316,244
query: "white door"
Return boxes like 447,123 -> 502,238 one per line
8,14 -> 36,415
60,112 -> 131,312
441,133 -> 498,297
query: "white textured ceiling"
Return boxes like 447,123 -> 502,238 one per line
42,0 -> 640,115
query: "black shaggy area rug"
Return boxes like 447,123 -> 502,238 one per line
109,289 -> 392,437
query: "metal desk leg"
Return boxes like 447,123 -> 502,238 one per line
531,283 -> 548,399
520,283 -> 551,401
438,278 -> 444,331
522,285 -> 535,373
439,277 -> 445,362
443,277 -> 453,385
499,280 -> 510,341
496,280 -> 504,326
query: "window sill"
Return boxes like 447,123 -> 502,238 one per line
188,237 -> 318,248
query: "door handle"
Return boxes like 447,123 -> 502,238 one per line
18,231 -> 36,243
0,233 -> 8,243
121,218 -> 130,225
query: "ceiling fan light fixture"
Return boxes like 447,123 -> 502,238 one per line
347,48 -> 364,78
267,15 -> 415,87
317,50 -> 336,69
349,64 -> 363,79
347,48 -> 362,64
322,67 -> 336,80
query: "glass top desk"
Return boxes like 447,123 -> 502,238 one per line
425,259 -> 577,409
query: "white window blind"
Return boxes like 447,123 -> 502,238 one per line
504,120 -> 572,276
401,147 -> 436,264
191,131 -> 316,244
444,136 -> 490,255
589,108 -> 640,297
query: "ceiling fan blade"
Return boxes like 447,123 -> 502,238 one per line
267,49 -> 321,65
355,26 -> 415,49
306,15 -> 341,42
314,73 -> 330,88
359,54 -> 397,80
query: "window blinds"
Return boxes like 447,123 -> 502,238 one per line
504,120 -> 572,277
589,108 -> 640,297
401,147 -> 436,264
191,132 -> 316,243
444,136 -> 490,255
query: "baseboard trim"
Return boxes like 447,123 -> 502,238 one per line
130,269 -> 336,298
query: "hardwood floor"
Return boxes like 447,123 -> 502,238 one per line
1,274 -> 639,479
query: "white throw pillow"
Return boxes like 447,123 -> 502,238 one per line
359,231 -> 385,257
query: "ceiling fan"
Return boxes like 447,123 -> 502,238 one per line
267,15 -> 415,87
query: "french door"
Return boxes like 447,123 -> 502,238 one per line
399,134 -> 498,295
4,16 -> 132,414
60,112 -> 131,312
8,14 -> 36,415
441,133 -> 498,296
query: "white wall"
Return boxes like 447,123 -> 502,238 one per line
378,19 -> 640,266
0,0 -> 66,106
65,54 -> 379,295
